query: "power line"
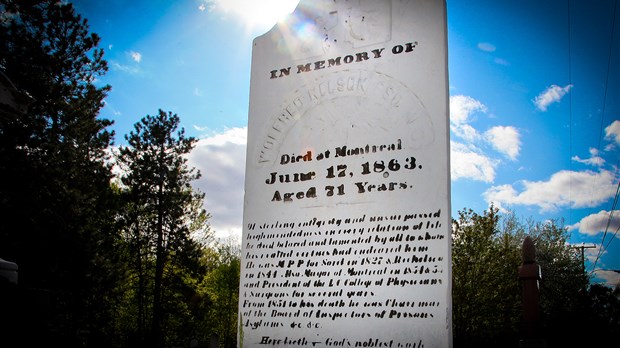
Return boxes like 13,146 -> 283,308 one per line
603,223 -> 620,251
596,0 -> 618,153
567,0 -> 573,227
591,177 -> 620,272
587,0 -> 620,275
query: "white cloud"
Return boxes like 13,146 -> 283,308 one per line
605,120 -> 620,144
567,210 -> 620,236
110,61 -> 142,75
193,125 -> 210,132
594,269 -> 620,288
129,50 -> 142,63
450,95 -> 487,141
187,127 -> 247,239
106,146 -> 123,185
572,147 -> 605,166
199,127 -> 247,146
493,58 -> 510,66
533,84 -> 572,111
450,141 -> 498,183
477,42 -> 496,52
448,95 -> 524,182
457,124 -> 481,143
584,244 -> 602,264
450,95 -> 521,160
484,126 -> 521,160
476,43 -> 509,65
110,51 -> 145,75
204,0 -> 299,30
484,169 -> 618,212
450,95 -> 487,125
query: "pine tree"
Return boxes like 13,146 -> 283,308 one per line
0,1 -> 119,345
117,109 -> 209,347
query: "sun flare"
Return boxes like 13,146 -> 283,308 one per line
207,0 -> 300,32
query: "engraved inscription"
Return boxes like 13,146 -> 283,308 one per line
241,209 -> 445,328
243,1 -> 450,346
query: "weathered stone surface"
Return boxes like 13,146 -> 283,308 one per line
239,1 -> 451,346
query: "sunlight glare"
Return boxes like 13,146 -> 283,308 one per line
209,0 -> 301,32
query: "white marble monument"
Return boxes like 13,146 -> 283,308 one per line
239,0 -> 451,346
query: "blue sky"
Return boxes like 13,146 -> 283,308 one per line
70,0 -> 619,287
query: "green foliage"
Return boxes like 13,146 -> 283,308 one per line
452,206 -> 522,346
584,283 -> 620,337
203,240 -> 241,348
116,109 -> 211,347
190,239 -> 240,348
0,2 -> 240,347
0,0 -> 119,346
452,206 -> 619,347
5,2 -> 614,347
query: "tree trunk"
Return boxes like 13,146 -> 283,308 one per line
151,181 -> 165,347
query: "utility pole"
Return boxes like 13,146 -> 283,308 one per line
572,243 -> 596,272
